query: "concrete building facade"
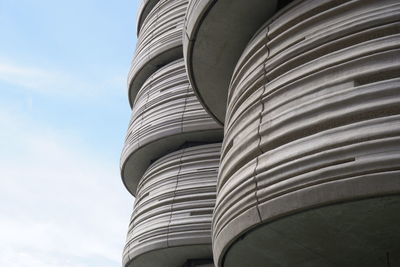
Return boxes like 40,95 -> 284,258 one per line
121,0 -> 222,266
121,0 -> 400,266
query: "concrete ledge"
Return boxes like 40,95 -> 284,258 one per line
128,0 -> 188,107
136,0 -> 161,35
123,144 -> 221,267
223,194 -> 400,267
214,0 -> 400,265
125,245 -> 213,267
121,59 -> 222,196
183,0 -> 279,124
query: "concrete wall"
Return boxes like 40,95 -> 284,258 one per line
121,0 -> 223,266
128,0 -> 188,107
136,0 -> 161,34
123,144 -> 221,267
183,0 -> 278,124
121,59 -> 222,195
213,0 -> 400,266
121,0 -> 400,266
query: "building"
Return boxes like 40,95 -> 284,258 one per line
121,0 -> 400,266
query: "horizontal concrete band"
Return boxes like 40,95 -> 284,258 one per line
123,143 -> 221,267
184,0 -> 282,125
128,0 -> 188,107
121,59 -> 222,196
214,0 -> 400,265
136,0 -> 161,35
223,195 -> 400,267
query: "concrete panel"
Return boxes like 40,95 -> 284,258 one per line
128,0 -> 188,107
214,0 -> 400,265
182,259 -> 214,267
224,196 -> 400,267
184,0 -> 279,124
121,59 -> 222,196
123,144 -> 221,267
136,0 -> 161,35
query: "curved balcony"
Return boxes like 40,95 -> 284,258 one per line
121,59 -> 222,196
214,0 -> 400,266
123,143 -> 221,267
183,0 -> 283,124
136,0 -> 161,35
128,0 -> 188,107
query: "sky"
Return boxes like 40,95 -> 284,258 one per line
0,0 -> 138,266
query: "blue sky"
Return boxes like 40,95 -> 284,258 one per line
0,0 -> 138,266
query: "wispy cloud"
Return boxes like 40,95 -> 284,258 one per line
0,60 -> 126,100
0,106 -> 132,267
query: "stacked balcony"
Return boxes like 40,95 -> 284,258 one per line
122,0 -> 400,266
183,0 -> 400,266
123,144 -> 220,267
121,59 -> 221,195
121,0 -> 223,266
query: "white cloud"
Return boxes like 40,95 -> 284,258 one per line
0,106 -> 133,267
0,60 -> 126,99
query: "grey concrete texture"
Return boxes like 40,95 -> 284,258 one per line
213,0 -> 400,265
183,0 -> 279,125
128,0 -> 188,107
121,59 -> 223,196
123,143 -> 221,267
182,259 -> 214,267
224,196 -> 400,267
136,0 -> 161,35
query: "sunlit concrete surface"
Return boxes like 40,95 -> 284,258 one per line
121,0 -> 400,266
128,0 -> 188,107
121,59 -> 222,196
183,0 -> 280,124
123,144 -> 221,267
213,0 -> 400,265
136,0 -> 161,35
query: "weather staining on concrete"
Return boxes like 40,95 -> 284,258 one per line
213,0 -> 400,266
128,0 -> 188,107
121,0 -> 400,266
123,144 -> 221,267
121,59 -> 222,196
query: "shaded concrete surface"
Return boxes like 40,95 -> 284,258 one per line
136,0 -> 161,35
122,0 -> 400,266
213,0 -> 400,265
184,0 -> 278,124
128,0 -> 188,107
123,144 -> 221,267
121,59 -> 222,196
223,196 -> 400,267
182,259 -> 214,267
126,245 -> 213,267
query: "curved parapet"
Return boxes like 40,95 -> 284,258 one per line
128,0 -> 188,107
183,0 -> 281,124
121,59 -> 222,196
213,0 -> 400,266
123,143 -> 221,267
136,0 -> 161,35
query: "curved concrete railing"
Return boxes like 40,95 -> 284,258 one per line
213,0 -> 400,266
123,143 -> 221,267
121,59 -> 222,196
136,0 -> 161,35
128,0 -> 188,107
183,0 -> 281,124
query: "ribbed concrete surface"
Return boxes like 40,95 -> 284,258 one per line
128,0 -> 188,107
214,0 -> 400,265
224,195 -> 400,267
123,143 -> 221,267
136,0 -> 161,35
121,59 -> 222,196
183,0 -> 278,124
